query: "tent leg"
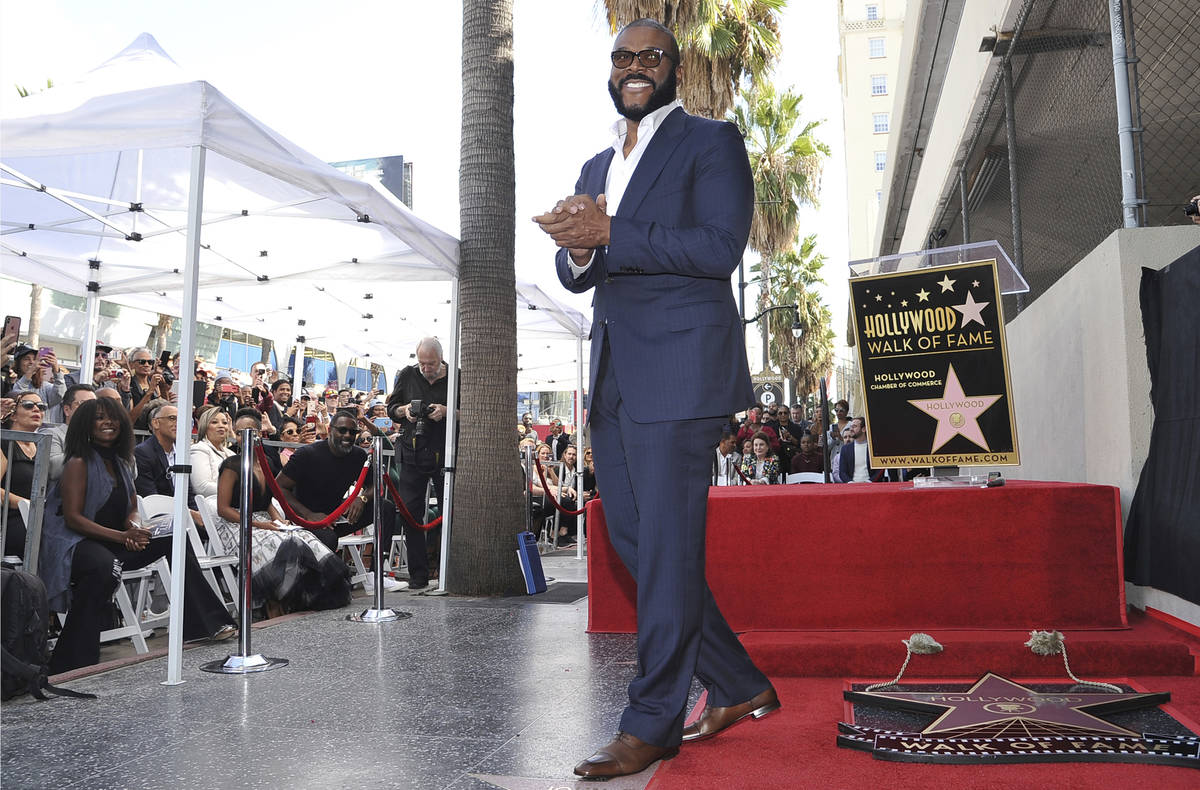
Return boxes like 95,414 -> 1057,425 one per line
81,287 -> 100,383
435,279 -> 460,594
292,339 -> 305,387
164,145 -> 206,686
576,334 -> 585,561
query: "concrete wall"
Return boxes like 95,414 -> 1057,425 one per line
1000,226 -> 1200,624
1002,226 -> 1198,511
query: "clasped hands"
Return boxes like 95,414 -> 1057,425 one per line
532,194 -> 610,262
123,524 -> 152,551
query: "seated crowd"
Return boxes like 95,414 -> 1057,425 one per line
516,413 -> 598,550
1,335 -> 454,673
714,399 -> 910,485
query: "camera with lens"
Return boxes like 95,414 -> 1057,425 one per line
1185,198 -> 1200,218
408,399 -> 435,437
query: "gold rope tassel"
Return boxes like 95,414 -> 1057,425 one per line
1024,630 -> 1123,693
865,633 -> 943,691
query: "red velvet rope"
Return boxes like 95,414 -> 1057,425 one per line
254,443 -> 370,528
532,457 -> 586,516
381,472 -> 442,531
734,463 -> 754,485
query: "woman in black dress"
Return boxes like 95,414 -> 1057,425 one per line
39,398 -> 237,673
1,391 -> 46,559
213,411 -> 350,617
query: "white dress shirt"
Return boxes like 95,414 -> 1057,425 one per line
714,448 -> 740,486
567,99 -> 684,277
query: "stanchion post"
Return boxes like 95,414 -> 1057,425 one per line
201,428 -> 288,674
237,426 -> 253,657
819,377 -> 831,484
347,435 -> 407,623
523,444 -> 534,535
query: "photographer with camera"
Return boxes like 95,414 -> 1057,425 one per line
1186,194 -> 1200,226
386,337 -> 456,590
206,375 -> 242,417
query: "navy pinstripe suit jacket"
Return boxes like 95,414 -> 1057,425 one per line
555,107 -> 754,424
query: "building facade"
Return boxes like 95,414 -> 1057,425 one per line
837,0 -> 905,262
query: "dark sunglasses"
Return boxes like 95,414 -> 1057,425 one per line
131,358 -> 153,364
19,401 -> 48,411
610,47 -> 672,69
330,425 -> 356,434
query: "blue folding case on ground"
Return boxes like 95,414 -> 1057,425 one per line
516,531 -> 547,594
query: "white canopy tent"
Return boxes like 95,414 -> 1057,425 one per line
1,34 -> 588,682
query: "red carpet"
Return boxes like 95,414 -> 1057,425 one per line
648,674 -> 1200,789
587,481 -> 1128,633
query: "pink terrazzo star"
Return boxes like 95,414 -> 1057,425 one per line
908,364 -> 1002,452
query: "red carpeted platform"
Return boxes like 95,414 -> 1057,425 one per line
586,480 -> 1200,678
647,674 -> 1200,789
741,609 -> 1198,678
586,481 -> 1128,633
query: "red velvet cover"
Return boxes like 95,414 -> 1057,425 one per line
586,481 -> 1128,633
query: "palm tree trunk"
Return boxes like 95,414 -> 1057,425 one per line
453,0 -> 526,596
147,313 -> 173,353
27,285 -> 42,347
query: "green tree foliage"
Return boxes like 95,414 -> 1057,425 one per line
751,235 -> 835,396
601,0 -> 787,119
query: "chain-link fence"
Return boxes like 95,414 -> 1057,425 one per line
928,0 -> 1198,318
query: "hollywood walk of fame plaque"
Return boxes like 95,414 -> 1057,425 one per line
838,673 -> 1199,768
849,258 -> 1019,467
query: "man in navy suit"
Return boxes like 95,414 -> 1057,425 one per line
134,403 -> 180,497
534,18 -> 779,780
837,416 -> 888,483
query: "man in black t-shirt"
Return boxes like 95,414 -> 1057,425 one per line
276,410 -> 395,563
386,337 -> 456,590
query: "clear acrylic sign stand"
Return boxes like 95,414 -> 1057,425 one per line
848,241 -> 1029,488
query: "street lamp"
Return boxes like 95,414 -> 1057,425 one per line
743,303 -> 804,372
744,303 -> 804,339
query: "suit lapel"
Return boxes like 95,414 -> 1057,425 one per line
616,107 -> 689,218
591,149 -> 616,196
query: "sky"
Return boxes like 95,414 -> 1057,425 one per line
0,0 -> 851,365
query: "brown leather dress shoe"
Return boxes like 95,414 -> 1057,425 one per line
573,731 -> 679,778
681,686 -> 781,742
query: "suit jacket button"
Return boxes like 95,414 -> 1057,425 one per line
604,277 -> 613,284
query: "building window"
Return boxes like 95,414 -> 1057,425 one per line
872,113 -> 890,133
868,37 -> 885,58
288,348 -> 338,388
871,74 -> 887,95
345,365 -> 370,390
874,151 -> 887,172
216,329 -> 277,379
866,4 -> 879,20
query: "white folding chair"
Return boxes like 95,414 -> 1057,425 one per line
189,495 -> 241,616
338,525 -> 374,589
388,533 -> 408,577
785,472 -> 825,484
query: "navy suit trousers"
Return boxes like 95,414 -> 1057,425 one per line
589,340 -> 770,747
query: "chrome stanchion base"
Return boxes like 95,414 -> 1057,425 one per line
346,608 -> 412,623
200,654 -> 289,674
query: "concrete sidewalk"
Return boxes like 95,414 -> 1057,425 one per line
1,556 -> 676,790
